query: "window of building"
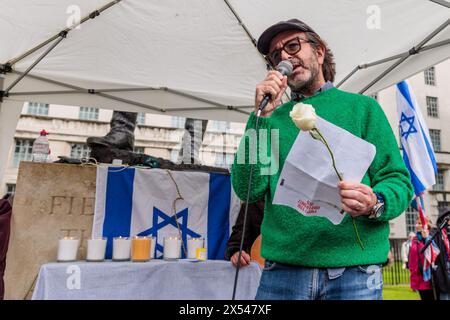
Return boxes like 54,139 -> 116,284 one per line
171,149 -> 180,163
426,96 -> 439,118
137,112 -> 146,125
424,67 -> 436,86
405,205 -> 418,235
434,169 -> 445,191
438,201 -> 450,213
214,153 -> 234,168
13,139 -> 33,167
171,116 -> 186,129
5,184 -> 16,196
211,121 -> 230,132
429,129 -> 441,152
27,102 -> 49,116
133,146 -> 145,154
70,144 -> 91,159
79,107 -> 99,121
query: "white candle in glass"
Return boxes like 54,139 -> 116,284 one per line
149,236 -> 155,260
57,236 -> 80,262
163,236 -> 180,260
86,237 -> 107,261
187,237 -> 204,259
113,237 -> 131,261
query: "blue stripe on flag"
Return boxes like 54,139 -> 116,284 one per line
397,81 -> 415,111
419,123 -> 438,175
102,167 -> 135,258
401,143 -> 426,195
207,173 -> 231,260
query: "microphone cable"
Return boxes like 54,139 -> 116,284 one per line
231,109 -> 263,300
231,60 -> 292,300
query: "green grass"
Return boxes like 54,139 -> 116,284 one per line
383,285 -> 420,300
382,261 -> 410,285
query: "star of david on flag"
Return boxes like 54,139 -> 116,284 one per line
137,207 -> 201,258
92,166 -> 241,260
399,113 -> 417,140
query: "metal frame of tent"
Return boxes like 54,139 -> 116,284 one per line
0,0 -> 449,117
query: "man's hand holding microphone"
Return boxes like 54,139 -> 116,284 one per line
254,60 -> 293,117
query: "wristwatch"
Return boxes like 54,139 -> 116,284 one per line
368,192 -> 385,219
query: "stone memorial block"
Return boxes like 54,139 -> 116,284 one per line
4,162 -> 96,299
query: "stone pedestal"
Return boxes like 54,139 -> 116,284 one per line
4,162 -> 96,299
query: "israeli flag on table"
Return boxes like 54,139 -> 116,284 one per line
92,166 -> 241,260
396,80 -> 437,196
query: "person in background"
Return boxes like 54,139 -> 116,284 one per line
401,232 -> 416,269
432,207 -> 450,300
225,200 -> 264,267
0,194 -> 13,300
408,216 -> 436,300
387,249 -> 394,267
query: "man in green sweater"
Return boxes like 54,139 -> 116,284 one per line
231,19 -> 414,300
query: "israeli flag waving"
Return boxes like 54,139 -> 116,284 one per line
92,166 -> 241,260
396,80 -> 438,195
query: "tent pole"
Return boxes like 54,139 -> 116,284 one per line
337,39 -> 450,88
0,75 -> 23,187
7,71 -> 251,115
361,38 -> 450,70
95,92 -> 162,113
3,33 -> 67,97
223,0 -> 291,102
358,18 -> 449,94
430,0 -> 450,8
0,74 -> 3,106
337,26 -> 450,90
7,0 -> 122,67
336,66 -> 360,88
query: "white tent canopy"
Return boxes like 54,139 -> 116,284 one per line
1,0 -> 449,181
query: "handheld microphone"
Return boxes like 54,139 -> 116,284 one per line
257,60 -> 293,114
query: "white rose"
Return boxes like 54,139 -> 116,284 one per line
289,103 -> 317,131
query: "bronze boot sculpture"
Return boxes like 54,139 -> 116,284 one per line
86,111 -> 147,164
87,111 -> 137,152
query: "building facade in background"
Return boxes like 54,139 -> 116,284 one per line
2,59 -> 449,239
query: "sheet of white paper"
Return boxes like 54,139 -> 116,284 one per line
272,116 -> 376,224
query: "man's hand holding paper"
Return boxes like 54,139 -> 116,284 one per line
273,116 -> 376,225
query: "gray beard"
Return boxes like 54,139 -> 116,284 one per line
288,64 -> 320,94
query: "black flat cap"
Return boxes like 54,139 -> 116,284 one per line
257,18 -> 317,55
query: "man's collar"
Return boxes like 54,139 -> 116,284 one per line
291,81 -> 334,102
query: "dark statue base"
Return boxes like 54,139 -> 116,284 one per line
55,146 -> 229,174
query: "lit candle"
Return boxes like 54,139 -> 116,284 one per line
163,236 -> 181,260
131,236 -> 151,262
86,237 -> 107,261
57,236 -> 80,262
187,237 -> 204,259
113,237 -> 131,261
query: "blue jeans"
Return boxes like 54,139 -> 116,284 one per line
255,260 -> 383,300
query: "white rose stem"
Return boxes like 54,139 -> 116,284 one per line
311,127 -> 364,251
310,128 -> 342,181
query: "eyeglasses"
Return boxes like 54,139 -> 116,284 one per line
268,37 -> 311,65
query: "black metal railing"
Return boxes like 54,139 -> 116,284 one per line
382,239 -> 410,285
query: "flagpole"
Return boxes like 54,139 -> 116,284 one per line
416,194 -> 438,300
415,195 -> 428,233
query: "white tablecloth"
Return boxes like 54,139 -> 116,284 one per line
31,260 -> 261,300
